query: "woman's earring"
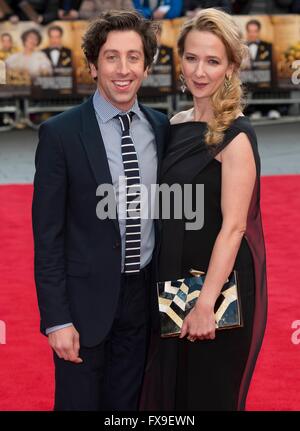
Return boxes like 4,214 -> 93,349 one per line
179,73 -> 187,93
224,75 -> 232,92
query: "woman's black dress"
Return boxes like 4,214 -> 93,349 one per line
140,117 -> 267,411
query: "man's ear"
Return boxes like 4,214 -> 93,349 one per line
143,65 -> 149,79
89,63 -> 97,80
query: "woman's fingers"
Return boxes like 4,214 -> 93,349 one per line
179,321 -> 188,338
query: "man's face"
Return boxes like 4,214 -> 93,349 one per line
246,24 -> 260,43
90,30 -> 148,111
1,35 -> 12,51
49,30 -> 63,48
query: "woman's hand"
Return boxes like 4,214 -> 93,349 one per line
179,300 -> 216,342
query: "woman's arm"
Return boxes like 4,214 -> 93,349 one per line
180,131 -> 256,340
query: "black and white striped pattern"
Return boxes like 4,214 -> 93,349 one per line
117,113 -> 141,274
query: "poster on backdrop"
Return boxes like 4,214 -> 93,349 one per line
31,21 -> 74,98
72,20 -> 96,96
140,19 -> 176,97
272,15 -> 300,89
171,17 -> 187,92
0,21 -> 74,98
234,15 -> 275,90
0,21 -> 31,97
0,59 -> 5,84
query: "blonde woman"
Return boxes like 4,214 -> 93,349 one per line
140,8 -> 267,411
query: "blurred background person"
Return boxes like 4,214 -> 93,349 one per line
133,0 -> 183,19
184,0 -> 232,17
291,0 -> 300,11
5,28 -> 52,78
78,0 -> 134,19
58,0 -> 82,20
232,0 -> 294,14
42,25 -> 72,75
0,32 -> 18,61
5,0 -> 59,25
246,18 -> 272,67
244,19 -> 281,120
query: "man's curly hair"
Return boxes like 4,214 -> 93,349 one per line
81,10 -> 159,71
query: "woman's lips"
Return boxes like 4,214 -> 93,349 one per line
193,82 -> 208,89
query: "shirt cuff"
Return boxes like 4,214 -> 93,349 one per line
46,323 -> 73,335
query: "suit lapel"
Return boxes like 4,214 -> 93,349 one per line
79,96 -> 120,234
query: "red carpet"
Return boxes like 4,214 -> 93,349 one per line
0,177 -> 299,411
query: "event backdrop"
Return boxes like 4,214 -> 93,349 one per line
1,16 -> 300,98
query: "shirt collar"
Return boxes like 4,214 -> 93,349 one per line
93,89 -> 142,123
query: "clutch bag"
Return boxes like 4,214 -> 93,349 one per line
157,269 -> 243,338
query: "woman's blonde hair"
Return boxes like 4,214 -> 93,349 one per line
178,8 -> 249,147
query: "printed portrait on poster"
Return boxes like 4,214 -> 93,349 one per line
0,21 -> 74,98
234,15 -> 275,89
140,20 -> 176,97
272,15 -> 300,89
72,20 -> 96,96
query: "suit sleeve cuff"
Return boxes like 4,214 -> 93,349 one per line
46,323 -> 73,335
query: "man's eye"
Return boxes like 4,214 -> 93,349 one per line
129,56 -> 139,62
107,55 -> 117,61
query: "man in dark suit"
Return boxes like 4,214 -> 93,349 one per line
243,19 -> 277,117
32,10 -> 169,411
246,19 -> 272,67
42,25 -> 72,75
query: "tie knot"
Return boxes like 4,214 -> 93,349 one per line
116,112 -> 134,132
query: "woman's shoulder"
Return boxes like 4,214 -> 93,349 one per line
226,114 -> 257,143
218,114 -> 259,163
231,114 -> 254,131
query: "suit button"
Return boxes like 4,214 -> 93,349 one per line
113,241 -> 120,249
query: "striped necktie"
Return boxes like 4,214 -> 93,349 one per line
116,113 -> 141,274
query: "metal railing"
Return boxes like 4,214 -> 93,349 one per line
1,90 -> 300,132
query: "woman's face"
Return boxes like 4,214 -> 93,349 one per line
24,32 -> 39,50
181,30 -> 234,101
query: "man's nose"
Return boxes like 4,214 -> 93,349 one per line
117,58 -> 130,74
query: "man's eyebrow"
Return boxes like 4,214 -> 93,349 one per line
103,49 -> 143,54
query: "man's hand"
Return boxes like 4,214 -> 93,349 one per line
48,325 -> 83,364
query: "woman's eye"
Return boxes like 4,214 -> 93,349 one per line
209,59 -> 219,65
185,56 -> 197,62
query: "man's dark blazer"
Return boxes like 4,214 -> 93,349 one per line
42,46 -> 73,70
32,96 -> 169,347
250,41 -> 272,64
